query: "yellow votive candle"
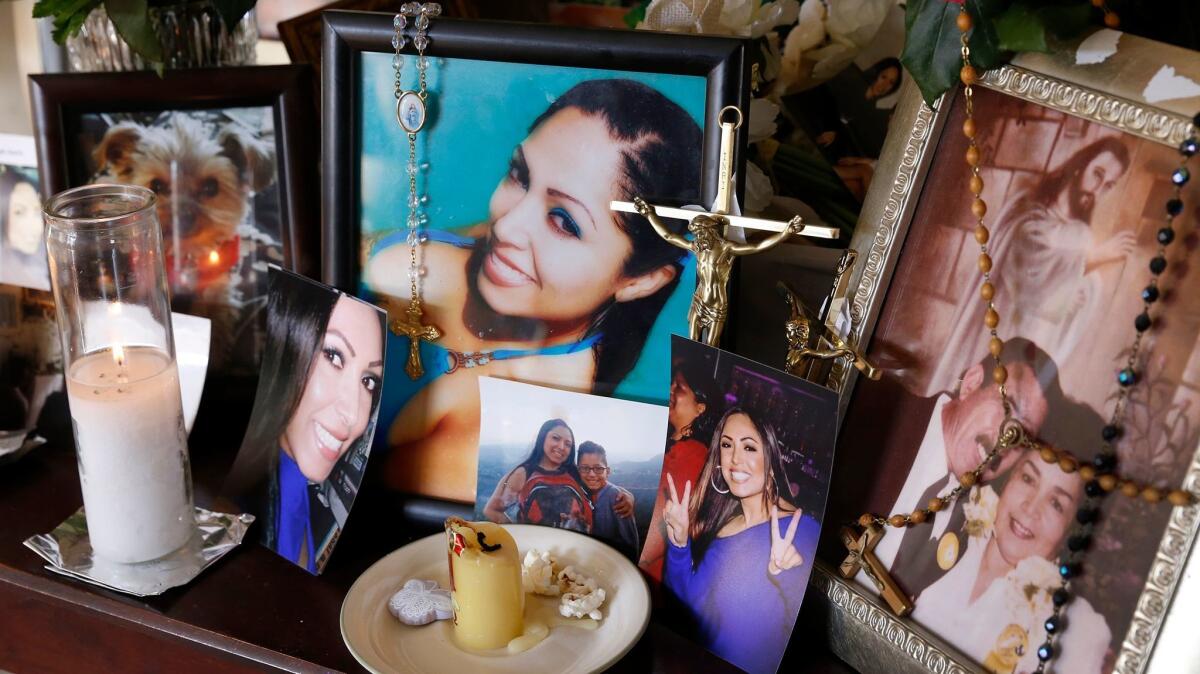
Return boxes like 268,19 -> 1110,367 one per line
445,518 -> 524,650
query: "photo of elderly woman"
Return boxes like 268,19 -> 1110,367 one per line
222,267 -> 386,574
0,165 -> 47,291
649,335 -> 837,674
475,377 -> 667,559
358,56 -> 708,503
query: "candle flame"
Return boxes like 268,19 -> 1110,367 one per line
208,249 -> 220,265
107,301 -> 124,317
112,343 -> 126,368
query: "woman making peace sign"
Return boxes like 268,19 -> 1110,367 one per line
662,407 -> 819,674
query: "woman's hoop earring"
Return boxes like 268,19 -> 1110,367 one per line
710,466 -> 730,495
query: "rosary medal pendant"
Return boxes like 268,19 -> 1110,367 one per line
397,91 -> 427,133
936,531 -> 960,571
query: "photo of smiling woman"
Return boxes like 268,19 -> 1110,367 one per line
360,66 -> 706,503
222,268 -> 386,574
0,167 -> 48,291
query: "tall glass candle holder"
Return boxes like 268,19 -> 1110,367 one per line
44,184 -> 196,564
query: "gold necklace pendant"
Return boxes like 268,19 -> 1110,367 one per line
391,303 -> 442,380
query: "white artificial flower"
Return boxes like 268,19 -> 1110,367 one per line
640,0 -> 800,38
774,0 -> 892,94
749,97 -> 780,143
963,484 -> 999,539
744,161 -> 775,214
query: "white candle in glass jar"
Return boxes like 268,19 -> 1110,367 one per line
65,345 -> 195,564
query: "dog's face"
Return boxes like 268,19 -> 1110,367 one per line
92,114 -> 276,252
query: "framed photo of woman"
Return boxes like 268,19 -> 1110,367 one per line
29,66 -> 318,380
809,30 -> 1200,674
222,266 -> 386,574
322,11 -> 748,503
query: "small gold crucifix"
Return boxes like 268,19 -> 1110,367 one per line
839,525 -> 914,617
391,302 -> 442,380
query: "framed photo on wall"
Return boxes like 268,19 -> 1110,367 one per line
322,11 -> 748,503
29,65 -> 318,379
810,31 -> 1200,674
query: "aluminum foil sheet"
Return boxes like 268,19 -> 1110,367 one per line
24,506 -> 255,597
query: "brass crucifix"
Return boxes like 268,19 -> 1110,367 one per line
391,302 -> 442,380
839,525 -> 914,617
612,106 -> 839,347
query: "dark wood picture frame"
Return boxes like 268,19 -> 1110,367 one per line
320,9 -> 749,291
29,65 -> 319,279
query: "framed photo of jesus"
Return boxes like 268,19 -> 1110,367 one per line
808,30 -> 1200,674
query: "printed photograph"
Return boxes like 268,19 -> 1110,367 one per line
0,285 -> 61,434
474,376 -> 668,561
357,54 -> 709,502
0,134 -> 46,292
74,108 -> 284,376
640,335 -> 838,674
222,267 -> 386,574
833,87 -> 1200,673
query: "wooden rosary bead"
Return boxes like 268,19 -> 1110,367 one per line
963,118 -> 977,139
1142,486 -> 1163,503
972,198 -> 987,218
1058,456 -> 1078,473
969,174 -> 984,195
888,514 -> 908,528
858,513 -> 875,528
1098,474 -> 1117,491
1104,11 -> 1120,28
989,337 -> 1003,357
981,282 -> 995,301
1120,481 -> 1140,498
1040,446 -> 1059,464
909,509 -> 928,524
966,145 -> 981,166
960,472 -> 978,487
956,10 -> 973,32
993,365 -> 1008,385
974,225 -> 989,244
928,497 -> 945,512
1079,465 -> 1096,481
979,253 -> 993,273
1167,489 -> 1192,507
984,308 -> 1000,329
960,64 -> 978,86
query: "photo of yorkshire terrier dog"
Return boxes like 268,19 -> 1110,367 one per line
89,111 -> 281,373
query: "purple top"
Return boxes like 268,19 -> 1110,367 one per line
664,513 -> 819,674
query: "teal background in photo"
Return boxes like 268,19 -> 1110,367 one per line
357,53 -> 706,402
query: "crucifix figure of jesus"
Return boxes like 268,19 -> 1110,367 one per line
635,197 -> 803,346
839,525 -> 914,616
391,302 -> 442,380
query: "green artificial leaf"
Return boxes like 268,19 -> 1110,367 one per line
211,0 -> 256,31
996,1 -> 1092,53
624,0 -> 649,30
106,0 -> 165,65
35,0 -> 101,42
995,2 -> 1046,52
901,0 -> 1008,107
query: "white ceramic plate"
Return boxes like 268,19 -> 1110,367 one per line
341,525 -> 650,674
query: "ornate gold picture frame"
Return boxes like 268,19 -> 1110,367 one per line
812,30 -> 1200,674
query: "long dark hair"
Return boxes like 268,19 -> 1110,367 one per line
466,79 -> 702,394
513,418 -> 583,486
223,270 -> 337,501
689,407 -> 794,567
671,358 -> 717,445
0,168 -> 38,247
1029,136 -> 1130,208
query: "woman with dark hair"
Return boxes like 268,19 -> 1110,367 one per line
482,418 -> 593,532
223,270 -> 385,574
661,407 -> 819,674
639,360 -> 716,580
0,169 -> 48,290
365,78 -> 702,502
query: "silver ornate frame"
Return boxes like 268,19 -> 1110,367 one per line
813,31 -> 1200,674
